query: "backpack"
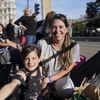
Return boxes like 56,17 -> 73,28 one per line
0,47 -> 11,65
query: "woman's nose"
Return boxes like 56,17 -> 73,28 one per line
55,27 -> 60,33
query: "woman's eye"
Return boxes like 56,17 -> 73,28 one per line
52,26 -> 55,29
59,26 -> 63,29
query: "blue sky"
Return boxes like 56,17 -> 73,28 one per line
16,0 -> 96,20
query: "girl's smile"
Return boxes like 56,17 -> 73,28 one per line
24,51 -> 40,71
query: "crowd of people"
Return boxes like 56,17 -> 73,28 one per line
0,8 -> 81,100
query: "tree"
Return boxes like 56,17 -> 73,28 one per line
86,0 -> 100,29
72,22 -> 86,36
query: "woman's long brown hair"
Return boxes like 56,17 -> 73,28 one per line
51,14 -> 72,68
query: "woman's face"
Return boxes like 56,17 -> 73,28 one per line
23,51 -> 40,71
51,19 -> 68,42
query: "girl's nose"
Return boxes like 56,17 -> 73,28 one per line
28,58 -> 33,63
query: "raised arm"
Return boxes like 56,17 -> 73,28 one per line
0,39 -> 22,50
0,79 -> 20,100
0,71 -> 26,100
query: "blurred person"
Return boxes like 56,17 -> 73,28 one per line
37,14 -> 80,99
0,23 -> 22,76
36,11 -> 56,42
0,23 -> 17,84
0,23 -> 22,49
5,19 -> 15,41
15,8 -> 37,45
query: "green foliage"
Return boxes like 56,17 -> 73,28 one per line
72,23 -> 86,33
86,0 -> 100,29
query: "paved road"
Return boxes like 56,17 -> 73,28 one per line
73,37 -> 100,60
73,37 -> 100,42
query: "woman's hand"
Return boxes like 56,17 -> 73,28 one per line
42,77 -> 49,89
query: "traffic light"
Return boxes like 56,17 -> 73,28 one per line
35,3 -> 40,15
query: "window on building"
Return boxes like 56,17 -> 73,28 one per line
0,10 -> 2,13
4,9 -> 6,13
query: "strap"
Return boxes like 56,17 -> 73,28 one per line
0,46 -> 9,54
63,42 -> 77,53
42,42 -> 77,64
14,74 -> 26,86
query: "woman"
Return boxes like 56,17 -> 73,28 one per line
37,14 -> 80,99
0,45 -> 44,100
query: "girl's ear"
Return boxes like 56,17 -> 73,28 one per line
40,56 -> 47,62
38,56 -> 42,63
40,56 -> 42,62
38,58 -> 41,63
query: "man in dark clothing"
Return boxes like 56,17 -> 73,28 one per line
15,8 -> 37,45
5,19 -> 15,41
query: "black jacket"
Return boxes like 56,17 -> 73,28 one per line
15,15 -> 37,35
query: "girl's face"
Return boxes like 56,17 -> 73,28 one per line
51,19 -> 68,42
23,50 -> 40,71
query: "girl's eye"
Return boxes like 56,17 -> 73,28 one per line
32,57 -> 36,60
25,57 -> 36,60
24,58 -> 28,61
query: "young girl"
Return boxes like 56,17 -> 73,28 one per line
0,45 -> 44,100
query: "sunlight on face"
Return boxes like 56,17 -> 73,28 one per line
24,51 -> 40,71
51,19 -> 68,41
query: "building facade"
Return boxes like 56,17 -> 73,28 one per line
41,0 -> 51,19
0,0 -> 16,26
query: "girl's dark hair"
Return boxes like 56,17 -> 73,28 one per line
22,44 -> 41,60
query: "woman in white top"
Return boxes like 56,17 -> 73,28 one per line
37,13 -> 80,99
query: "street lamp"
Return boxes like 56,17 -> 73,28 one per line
8,9 -> 10,20
27,0 -> 29,8
8,2 -> 11,22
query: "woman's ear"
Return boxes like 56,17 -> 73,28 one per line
65,27 -> 68,34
